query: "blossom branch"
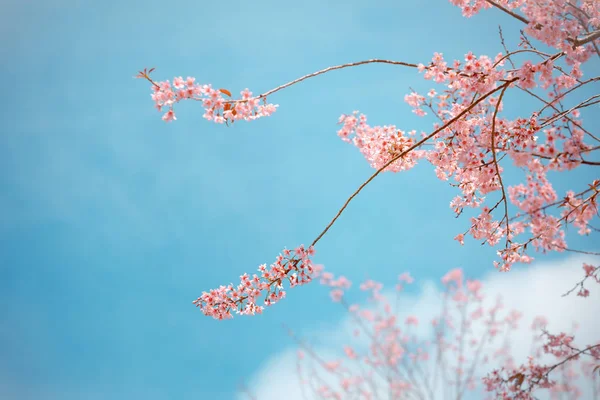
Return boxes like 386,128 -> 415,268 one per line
489,85 -> 511,247
255,59 -> 419,100
311,79 -> 516,248
562,263 -> 600,297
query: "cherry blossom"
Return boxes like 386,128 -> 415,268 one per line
282,268 -> 600,399
137,1 -> 600,317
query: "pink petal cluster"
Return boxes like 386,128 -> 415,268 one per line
483,328 -> 600,398
290,268 -> 600,398
339,41 -> 597,272
562,187 -> 599,235
451,0 -> 599,62
192,245 -> 316,319
572,263 -> 600,297
315,269 -> 352,303
337,112 -> 427,172
140,73 -> 278,124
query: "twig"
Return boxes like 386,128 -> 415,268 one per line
310,79 -> 517,247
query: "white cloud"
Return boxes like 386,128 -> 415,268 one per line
241,255 -> 600,399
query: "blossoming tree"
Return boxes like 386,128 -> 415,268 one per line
259,268 -> 599,399
136,0 -> 599,397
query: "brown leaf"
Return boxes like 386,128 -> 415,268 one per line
219,88 -> 232,97
508,373 -> 525,387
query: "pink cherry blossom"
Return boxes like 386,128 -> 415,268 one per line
286,267 -> 600,399
136,0 -> 600,319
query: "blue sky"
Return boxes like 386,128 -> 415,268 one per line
1,0 -> 599,399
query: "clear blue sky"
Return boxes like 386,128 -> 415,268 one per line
1,0 -> 598,399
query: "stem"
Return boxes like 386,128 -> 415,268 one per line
256,59 -> 419,100
489,85 -> 511,247
311,79 -> 517,248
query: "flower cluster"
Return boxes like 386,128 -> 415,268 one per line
339,41 -> 597,271
569,263 -> 600,297
561,185 -> 600,236
337,112 -> 426,172
137,0 -> 600,318
136,69 -> 278,124
192,245 -> 316,319
288,268 -> 599,399
316,269 -> 352,303
450,0 -> 599,63
483,329 -> 600,399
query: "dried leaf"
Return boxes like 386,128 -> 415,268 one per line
219,88 -> 232,97
508,373 -> 525,387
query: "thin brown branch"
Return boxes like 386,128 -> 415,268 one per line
310,79 -> 517,247
538,94 -> 600,129
555,246 -> 600,256
538,76 -> 600,114
255,59 -> 419,100
490,85 -> 511,246
486,0 -> 600,48
575,29 -> 600,47
547,343 -> 600,374
498,25 -> 517,69
528,151 -> 600,166
486,0 -> 530,25
511,182 -> 599,221
519,87 -> 600,143
562,264 -> 600,297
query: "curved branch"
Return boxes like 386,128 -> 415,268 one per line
485,0 -> 530,25
538,94 -> 600,129
519,86 -> 600,143
310,79 -> 517,247
255,59 -> 419,100
489,85 -> 511,246
562,264 -> 600,297
485,0 -> 600,48
538,76 -> 600,114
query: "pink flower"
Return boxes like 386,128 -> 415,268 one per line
466,279 -> 482,293
173,76 -> 185,89
324,360 -> 341,372
583,264 -> 597,277
441,268 -> 463,287
330,289 -> 344,302
413,108 -> 427,117
454,233 -> 465,245
398,272 -> 414,284
192,245 -> 316,319
162,109 -> 176,122
344,346 -> 357,359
